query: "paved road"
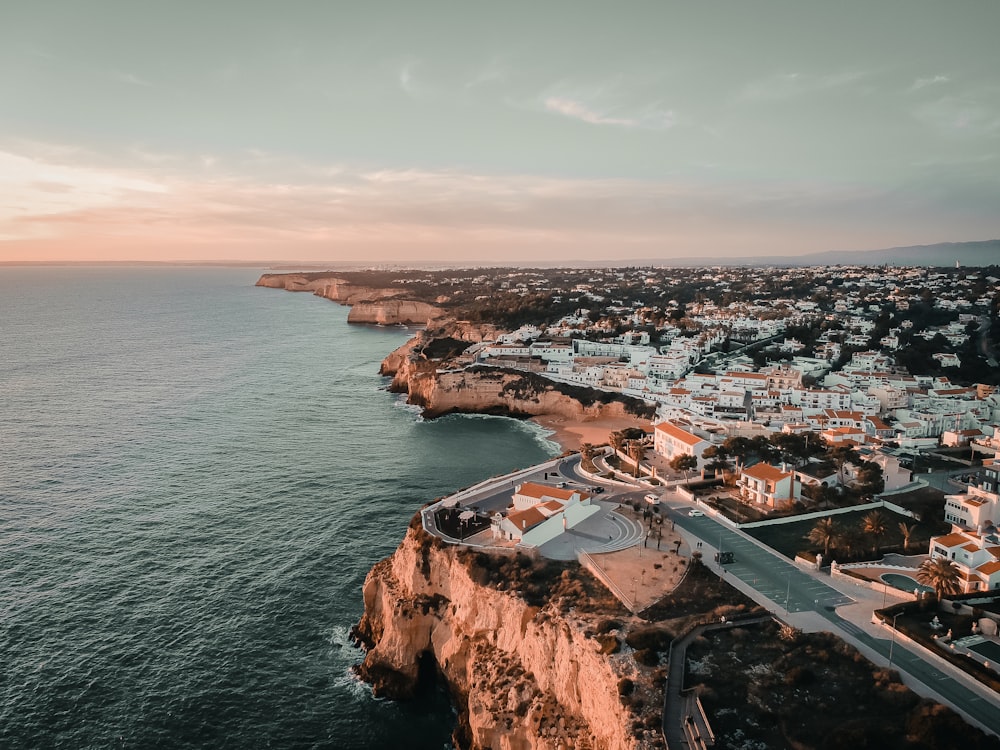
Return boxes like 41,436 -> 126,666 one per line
664,500 -> 1000,734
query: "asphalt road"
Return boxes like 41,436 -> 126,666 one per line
665,504 -> 1000,731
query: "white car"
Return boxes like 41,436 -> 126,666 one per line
688,509 -> 704,517
644,493 -> 660,505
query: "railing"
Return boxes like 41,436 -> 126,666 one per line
577,548 -> 634,612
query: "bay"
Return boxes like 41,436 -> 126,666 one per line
0,266 -> 558,749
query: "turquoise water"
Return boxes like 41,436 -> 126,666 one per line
0,267 -> 558,749
880,573 -> 933,595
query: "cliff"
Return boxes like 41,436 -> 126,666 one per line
256,273 -> 444,325
347,299 -> 444,326
353,526 -> 655,750
381,332 -> 655,423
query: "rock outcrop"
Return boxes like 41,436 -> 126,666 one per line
347,300 -> 444,326
381,332 -> 655,422
353,526 -> 653,750
255,273 -> 444,325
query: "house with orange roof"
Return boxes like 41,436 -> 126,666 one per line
820,425 -> 867,446
511,481 -> 590,510
653,421 -> 713,469
492,482 -> 598,544
929,528 -> 1000,593
737,462 -> 801,509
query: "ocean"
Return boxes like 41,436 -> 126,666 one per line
0,267 -> 559,749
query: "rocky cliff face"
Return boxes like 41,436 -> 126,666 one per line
347,300 -> 444,326
381,334 -> 654,422
353,526 -> 652,750
255,273 -> 443,324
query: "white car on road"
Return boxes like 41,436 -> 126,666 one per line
688,509 -> 704,517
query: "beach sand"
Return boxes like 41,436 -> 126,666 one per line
531,414 -> 653,452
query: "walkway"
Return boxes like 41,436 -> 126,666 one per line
536,505 -> 644,560
666,498 -> 1000,737
662,616 -> 773,750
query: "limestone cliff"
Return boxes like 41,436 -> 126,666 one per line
347,299 -> 444,326
381,332 -> 655,423
255,273 -> 443,325
353,526 -> 655,750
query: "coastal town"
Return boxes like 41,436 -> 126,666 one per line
263,263 -> 1000,749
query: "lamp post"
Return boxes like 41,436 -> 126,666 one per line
888,612 -> 902,668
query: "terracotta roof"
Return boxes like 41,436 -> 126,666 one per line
655,422 -> 705,446
962,543 -> 981,553
507,506 -> 547,532
743,463 -> 792,482
515,482 -> 583,502
933,532 -> 972,548
977,560 -> 1000,575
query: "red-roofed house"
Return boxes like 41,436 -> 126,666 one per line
492,482 -> 598,544
738,462 -> 801,509
653,421 -> 712,469
929,528 -> 1000,592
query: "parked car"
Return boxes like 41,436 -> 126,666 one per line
688,509 -> 704,517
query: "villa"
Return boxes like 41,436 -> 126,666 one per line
737,462 -> 801,509
928,529 -> 1000,592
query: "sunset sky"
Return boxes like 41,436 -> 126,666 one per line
2,1 -> 998,264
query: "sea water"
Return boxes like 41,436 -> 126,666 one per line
0,266 -> 558,749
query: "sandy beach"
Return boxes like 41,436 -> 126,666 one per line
531,414 -> 653,452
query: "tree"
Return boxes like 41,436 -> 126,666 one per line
580,442 -> 597,472
861,511 -> 889,555
830,444 -> 860,484
722,436 -> 753,472
608,430 -> 625,455
916,557 -> 962,601
626,440 -> 644,477
898,521 -> 917,553
855,461 -> 885,498
808,516 -> 840,557
670,453 -> 698,481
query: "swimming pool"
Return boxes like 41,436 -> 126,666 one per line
967,638 -> 1000,663
880,572 -> 934,595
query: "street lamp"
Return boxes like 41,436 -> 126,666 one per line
785,574 -> 791,615
888,612 -> 902,668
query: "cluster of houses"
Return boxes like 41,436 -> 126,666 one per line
928,458 -> 1000,593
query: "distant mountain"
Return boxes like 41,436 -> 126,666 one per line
794,239 -> 1000,267
646,239 -> 1000,268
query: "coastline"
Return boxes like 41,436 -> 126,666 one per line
530,414 -> 653,452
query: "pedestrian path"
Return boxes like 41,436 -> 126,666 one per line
537,507 -> 644,560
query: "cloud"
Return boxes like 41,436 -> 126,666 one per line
910,75 -> 949,91
112,70 -> 152,87
912,94 -> 1000,136
465,57 -> 509,89
737,70 -> 866,101
2,145 -> 997,263
398,60 -> 421,97
543,96 -> 675,130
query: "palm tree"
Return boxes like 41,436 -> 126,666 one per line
808,517 -> 839,557
608,430 -> 625,456
861,511 -> 889,556
626,440 -> 644,477
839,526 -> 866,560
580,442 -> 597,472
916,557 -> 962,601
830,444 -> 859,484
898,521 -> 917,553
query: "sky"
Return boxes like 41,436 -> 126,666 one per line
1,0 -> 999,264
